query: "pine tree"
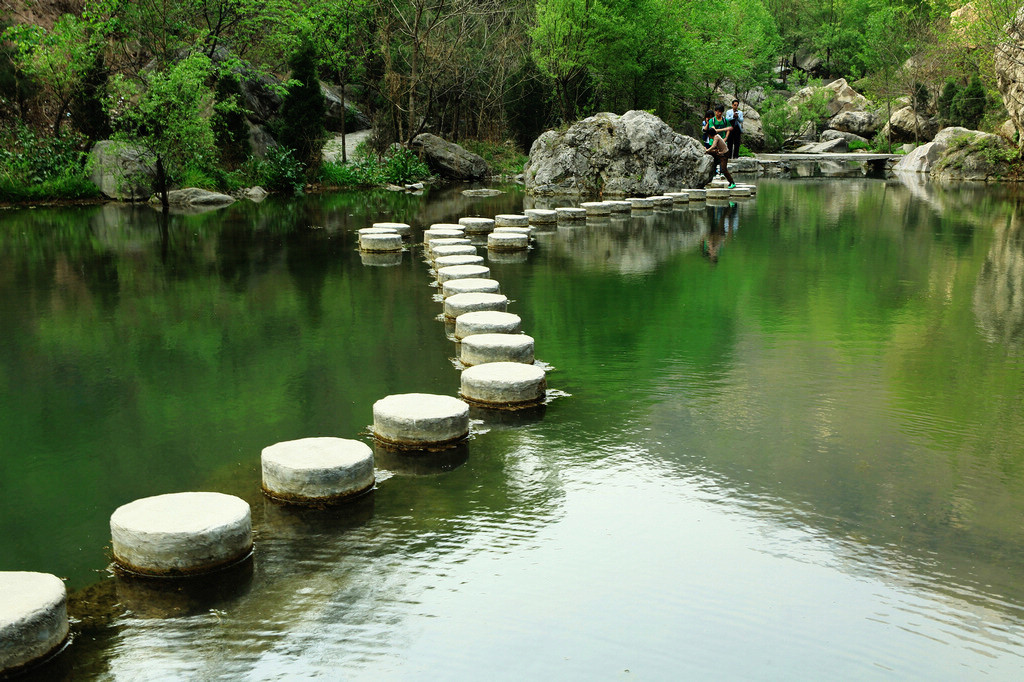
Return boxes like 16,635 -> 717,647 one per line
277,37 -> 326,170
212,73 -> 251,169
937,78 -> 959,125
951,76 -> 986,130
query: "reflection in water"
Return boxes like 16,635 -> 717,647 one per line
974,211 -> 1024,349
5,180 -> 1024,676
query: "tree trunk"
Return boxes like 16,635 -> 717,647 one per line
155,155 -> 169,213
340,78 -> 347,164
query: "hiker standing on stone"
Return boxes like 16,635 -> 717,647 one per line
725,99 -> 744,159
702,105 -> 735,188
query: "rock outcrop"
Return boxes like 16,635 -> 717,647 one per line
829,110 -> 882,138
410,133 -> 488,180
995,7 -> 1024,147
525,110 -> 711,195
89,141 -> 156,201
894,127 -> 1016,180
881,106 -> 940,143
789,78 -> 869,118
821,129 -> 869,145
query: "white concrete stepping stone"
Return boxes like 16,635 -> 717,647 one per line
110,492 -> 252,577
524,209 -> 556,224
359,233 -> 403,252
607,201 -> 632,213
423,228 -> 464,243
442,278 -> 500,298
372,393 -> 469,449
488,232 -> 529,251
459,217 -> 495,234
454,311 -> 521,339
372,222 -> 411,236
437,264 -> 491,283
431,244 -> 477,260
444,292 -> 509,319
0,572 -> 68,675
261,437 -> 374,505
460,333 -> 535,366
434,254 -> 485,268
627,197 -> 654,209
555,207 -> 586,221
460,362 -> 546,409
581,201 -> 611,216
494,214 -> 529,227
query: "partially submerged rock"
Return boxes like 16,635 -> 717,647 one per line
525,110 -> 710,195
150,188 -> 236,208
894,127 -> 1017,180
410,133 -> 488,180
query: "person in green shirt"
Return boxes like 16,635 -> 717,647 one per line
701,104 -> 735,188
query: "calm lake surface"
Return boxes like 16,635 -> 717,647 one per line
3,177 -> 1024,679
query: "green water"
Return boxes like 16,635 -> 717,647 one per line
2,179 -> 1024,678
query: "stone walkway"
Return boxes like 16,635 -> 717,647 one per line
322,128 -> 373,163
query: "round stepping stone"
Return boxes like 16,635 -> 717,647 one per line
737,183 -> 757,195
607,200 -> 632,213
442,278 -> 500,298
706,187 -> 731,198
688,189 -> 707,200
261,437 -> 374,505
524,209 -> 557,224
581,201 -> 611,216
651,195 -> 674,207
730,186 -> 752,197
431,244 -> 477,260
454,311 -> 521,339
488,232 -> 529,251
628,197 -> 654,209
437,264 -> 491,283
372,221 -> 412,236
667,192 -> 690,203
430,223 -> 465,230
706,198 -> 731,207
493,226 -> 533,236
427,237 -> 472,255
444,292 -> 509,319
555,207 -> 586,221
372,393 -> 469,449
434,254 -> 484,269
361,251 -> 402,267
460,333 -> 535,366
423,228 -> 464,243
459,217 -> 495,234
494,214 -> 529,227
460,362 -> 546,409
359,227 -> 398,236
359,233 -> 403,252
0,572 -> 68,675
110,492 -> 252,577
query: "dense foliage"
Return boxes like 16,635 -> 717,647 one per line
0,0 -> 1020,200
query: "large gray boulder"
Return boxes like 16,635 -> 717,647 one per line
411,133 -> 488,180
795,137 -> 848,153
156,188 -> 236,207
995,6 -> 1024,147
88,141 -> 156,201
525,110 -> 711,195
788,78 -> 869,117
821,129 -> 869,145
894,126 -> 1016,180
881,106 -> 940,143
829,110 -> 882,138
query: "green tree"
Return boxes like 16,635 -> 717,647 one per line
951,75 -> 987,129
211,72 -> 251,169
277,36 -> 326,173
309,0 -> 370,163
107,52 -> 219,211
530,0 -> 595,122
938,78 -> 959,124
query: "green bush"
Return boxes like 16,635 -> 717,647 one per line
260,145 -> 306,194
848,140 -> 870,151
0,123 -> 100,201
461,139 -> 529,174
319,147 -> 430,187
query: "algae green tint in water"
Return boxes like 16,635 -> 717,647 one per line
3,179 -> 1024,678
